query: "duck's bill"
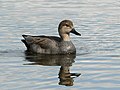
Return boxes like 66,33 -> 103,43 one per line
70,28 -> 81,36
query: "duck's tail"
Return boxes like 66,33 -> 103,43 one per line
21,35 -> 30,51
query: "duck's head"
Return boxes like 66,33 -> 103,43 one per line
58,20 -> 81,41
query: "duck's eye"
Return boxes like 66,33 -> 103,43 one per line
65,24 -> 69,27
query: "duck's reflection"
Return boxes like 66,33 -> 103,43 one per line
24,51 -> 81,86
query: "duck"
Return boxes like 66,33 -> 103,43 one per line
21,20 -> 81,54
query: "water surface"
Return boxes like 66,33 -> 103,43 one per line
0,0 -> 120,90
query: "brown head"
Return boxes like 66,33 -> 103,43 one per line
58,20 -> 81,41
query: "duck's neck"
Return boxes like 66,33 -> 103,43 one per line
60,34 -> 71,41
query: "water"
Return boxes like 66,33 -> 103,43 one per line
0,0 -> 120,90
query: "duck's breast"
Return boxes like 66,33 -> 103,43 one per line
59,41 -> 76,54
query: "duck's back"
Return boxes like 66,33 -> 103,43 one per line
22,35 -> 76,54
22,35 -> 61,54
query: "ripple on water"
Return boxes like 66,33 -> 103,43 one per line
0,0 -> 120,89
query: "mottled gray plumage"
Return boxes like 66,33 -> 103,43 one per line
21,20 -> 81,54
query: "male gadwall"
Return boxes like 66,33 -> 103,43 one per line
21,20 -> 81,54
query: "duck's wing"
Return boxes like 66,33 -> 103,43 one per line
21,35 -> 61,50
